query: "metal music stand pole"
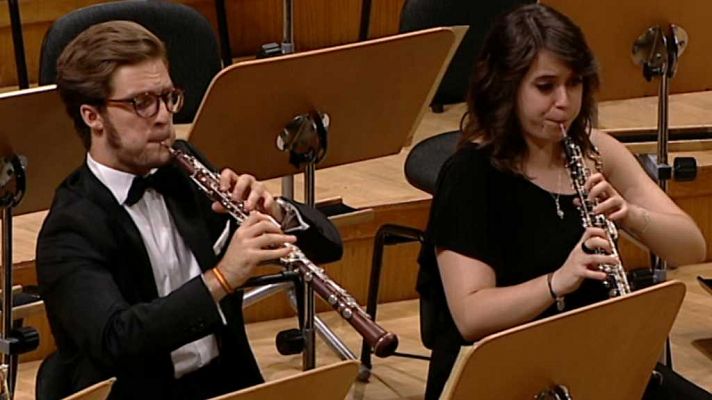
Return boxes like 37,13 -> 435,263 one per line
282,0 -> 295,55
632,24 -> 688,369
0,152 -> 30,400
653,58 -> 670,283
632,25 -> 688,283
359,0 -> 373,41
302,161 -> 316,368
277,112 -> 352,369
1,208 -> 14,398
274,5 -> 360,365
281,0 -> 296,201
214,0 -> 233,67
7,0 -> 29,89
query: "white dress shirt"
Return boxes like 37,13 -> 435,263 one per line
86,153 -> 223,379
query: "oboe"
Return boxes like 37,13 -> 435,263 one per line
560,125 -> 631,297
167,144 -> 399,357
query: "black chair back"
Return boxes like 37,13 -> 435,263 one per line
404,130 -> 460,195
399,0 -> 534,106
38,0 -> 222,124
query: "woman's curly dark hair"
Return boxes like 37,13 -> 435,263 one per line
460,3 -> 600,174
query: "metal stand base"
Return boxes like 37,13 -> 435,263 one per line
242,277 -> 358,369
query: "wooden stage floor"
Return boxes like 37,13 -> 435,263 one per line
13,262 -> 712,399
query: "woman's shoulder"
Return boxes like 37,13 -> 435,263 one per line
444,141 -> 492,172
588,128 -> 632,175
435,141 -> 496,194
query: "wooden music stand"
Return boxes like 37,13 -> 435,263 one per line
0,85 -> 83,216
63,377 -> 115,400
209,360 -> 358,400
542,0 -> 712,102
441,281 -> 686,400
0,84 -> 80,396
187,26 -> 466,180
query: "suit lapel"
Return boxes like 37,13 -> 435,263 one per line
78,163 -> 160,299
159,167 -> 218,272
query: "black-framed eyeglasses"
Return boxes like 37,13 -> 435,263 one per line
104,88 -> 185,118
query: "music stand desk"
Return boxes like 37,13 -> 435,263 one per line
64,377 -> 115,400
442,281 -> 686,400
598,90 -> 712,150
542,0 -> 712,101
186,27 -> 466,182
210,360 -> 358,400
0,85 -> 83,217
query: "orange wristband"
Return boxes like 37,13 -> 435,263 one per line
212,267 -> 235,295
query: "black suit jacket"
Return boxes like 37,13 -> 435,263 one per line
36,146 -> 343,399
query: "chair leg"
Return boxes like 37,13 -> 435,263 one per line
359,224 -> 423,381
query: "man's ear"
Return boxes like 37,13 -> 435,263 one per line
79,104 -> 104,132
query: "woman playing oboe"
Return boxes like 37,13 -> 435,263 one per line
417,4 -> 707,399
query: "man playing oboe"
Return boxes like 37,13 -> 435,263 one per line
36,21 -> 342,399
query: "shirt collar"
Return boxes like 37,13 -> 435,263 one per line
86,153 -> 156,205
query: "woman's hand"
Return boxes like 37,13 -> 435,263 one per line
585,172 -> 628,222
550,227 -> 615,296
585,172 -> 654,238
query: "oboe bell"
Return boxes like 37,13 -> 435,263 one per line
166,142 -> 399,357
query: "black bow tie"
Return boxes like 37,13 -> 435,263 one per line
125,173 -> 163,206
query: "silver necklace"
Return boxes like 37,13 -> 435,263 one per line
550,168 -> 564,219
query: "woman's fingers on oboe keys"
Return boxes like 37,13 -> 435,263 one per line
586,173 -> 629,222
583,253 -> 616,281
580,235 -> 611,254
557,227 -> 607,294
581,267 -> 608,281
580,227 -> 606,243
594,195 -> 628,221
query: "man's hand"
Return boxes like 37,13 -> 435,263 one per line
211,169 -> 284,222
205,212 -> 296,300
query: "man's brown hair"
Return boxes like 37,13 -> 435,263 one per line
56,20 -> 168,150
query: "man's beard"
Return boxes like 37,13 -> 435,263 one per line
103,115 -> 123,150
100,114 -> 170,171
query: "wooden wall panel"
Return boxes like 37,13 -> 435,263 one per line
368,0 -> 406,39
293,0 -> 362,50
543,0 -> 712,101
0,0 -> 405,88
